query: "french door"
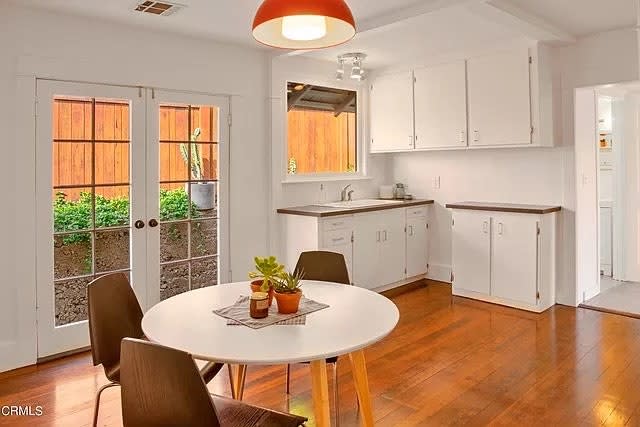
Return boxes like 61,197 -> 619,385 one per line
36,80 -> 229,358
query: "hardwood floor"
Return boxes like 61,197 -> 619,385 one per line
2,280 -> 640,426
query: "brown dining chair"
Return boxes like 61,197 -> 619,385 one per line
287,250 -> 351,426
87,273 -> 225,427
120,338 -> 308,427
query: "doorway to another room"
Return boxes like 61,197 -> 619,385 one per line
578,84 -> 640,317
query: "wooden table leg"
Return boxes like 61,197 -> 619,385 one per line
310,359 -> 331,427
228,364 -> 247,400
349,350 -> 374,427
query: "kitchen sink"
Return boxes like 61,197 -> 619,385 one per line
319,199 -> 404,209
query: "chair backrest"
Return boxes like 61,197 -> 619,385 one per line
294,251 -> 351,285
87,273 -> 144,374
120,338 -> 221,427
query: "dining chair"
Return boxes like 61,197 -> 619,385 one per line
288,250 -> 351,426
120,338 -> 308,427
87,272 -> 225,427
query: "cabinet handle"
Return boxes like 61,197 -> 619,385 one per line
331,221 -> 344,227
376,231 -> 381,242
498,222 -> 504,236
331,237 -> 345,243
473,130 -> 479,142
134,220 -> 145,229
409,135 -> 414,147
460,131 -> 466,144
482,221 -> 489,234
383,230 -> 388,241
409,225 -> 414,236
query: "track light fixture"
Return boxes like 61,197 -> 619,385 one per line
336,53 -> 366,81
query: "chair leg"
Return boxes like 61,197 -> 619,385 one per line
333,362 -> 340,427
92,382 -> 118,427
286,364 -> 292,394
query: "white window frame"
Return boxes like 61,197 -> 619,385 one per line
278,74 -> 369,184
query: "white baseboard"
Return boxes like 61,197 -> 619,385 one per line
427,263 -> 452,283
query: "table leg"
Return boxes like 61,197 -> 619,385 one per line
310,359 -> 331,427
228,364 -> 247,400
349,350 -> 374,427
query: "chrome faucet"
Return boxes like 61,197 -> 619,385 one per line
340,184 -> 354,201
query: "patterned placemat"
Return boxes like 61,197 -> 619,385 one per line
213,295 -> 329,329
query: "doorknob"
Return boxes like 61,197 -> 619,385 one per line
148,219 -> 159,228
134,220 -> 145,229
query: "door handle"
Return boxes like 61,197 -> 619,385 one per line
497,222 -> 504,235
148,219 -> 159,228
134,220 -> 145,229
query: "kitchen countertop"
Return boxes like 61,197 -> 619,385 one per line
277,199 -> 434,217
445,201 -> 561,215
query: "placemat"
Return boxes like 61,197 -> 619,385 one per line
213,295 -> 329,329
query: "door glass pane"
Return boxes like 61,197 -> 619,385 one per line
158,103 -> 220,300
52,97 -> 132,326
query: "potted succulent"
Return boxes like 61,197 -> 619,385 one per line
273,269 -> 304,314
181,127 -> 216,210
248,256 -> 285,306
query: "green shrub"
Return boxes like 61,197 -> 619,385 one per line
54,188 -> 199,245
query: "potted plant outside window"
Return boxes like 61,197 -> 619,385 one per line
248,256 -> 285,307
273,270 -> 304,314
180,128 -> 215,210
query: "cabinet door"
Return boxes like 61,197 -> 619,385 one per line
414,61 -> 467,149
451,211 -> 491,294
467,47 -> 531,146
369,71 -> 415,153
353,213 -> 383,290
406,217 -> 428,277
379,209 -> 407,285
491,214 -> 538,305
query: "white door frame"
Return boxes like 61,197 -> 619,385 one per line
35,80 -> 147,357
145,90 -> 231,308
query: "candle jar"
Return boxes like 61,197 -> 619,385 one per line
250,292 -> 269,319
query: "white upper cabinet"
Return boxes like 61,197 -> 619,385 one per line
369,71 -> 415,153
414,61 -> 467,149
467,47 -> 532,147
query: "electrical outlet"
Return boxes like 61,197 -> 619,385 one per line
433,176 -> 441,189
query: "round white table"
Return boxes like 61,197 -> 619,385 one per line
142,280 -> 399,427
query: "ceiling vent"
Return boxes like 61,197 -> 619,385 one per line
134,1 -> 184,16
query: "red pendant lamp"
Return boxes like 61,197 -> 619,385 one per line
252,0 -> 356,49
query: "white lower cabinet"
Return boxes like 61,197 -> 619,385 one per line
451,209 -> 557,312
281,204 -> 430,291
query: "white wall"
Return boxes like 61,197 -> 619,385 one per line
269,56 -> 390,258
0,3 -> 270,372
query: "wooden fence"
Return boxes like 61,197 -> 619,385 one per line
52,98 -> 218,200
287,110 -> 356,174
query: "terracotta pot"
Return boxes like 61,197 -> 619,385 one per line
274,291 -> 302,314
250,280 -> 274,307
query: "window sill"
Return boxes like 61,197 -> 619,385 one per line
281,174 -> 373,184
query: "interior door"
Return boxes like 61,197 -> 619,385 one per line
146,91 -> 230,306
451,210 -> 491,295
467,47 -> 531,146
491,214 -> 538,305
414,61 -> 467,149
36,80 -> 146,358
369,71 -> 415,153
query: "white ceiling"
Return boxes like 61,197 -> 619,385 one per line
507,0 -> 637,37
10,0 -> 640,67
11,0 -> 428,47
303,5 -> 523,69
